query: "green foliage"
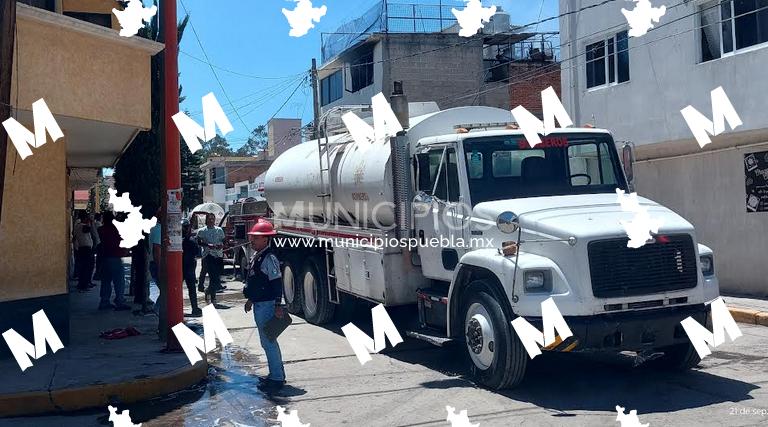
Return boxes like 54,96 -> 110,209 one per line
235,125 -> 268,156
181,142 -> 204,211
113,5 -> 189,217
200,134 -> 234,158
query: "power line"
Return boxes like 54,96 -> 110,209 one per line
179,0 -> 252,134
179,49 -> 305,80
435,0 -> 735,106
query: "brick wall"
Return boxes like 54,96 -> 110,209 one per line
226,164 -> 271,188
508,62 -> 561,117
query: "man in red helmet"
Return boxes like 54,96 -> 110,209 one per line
243,218 -> 286,392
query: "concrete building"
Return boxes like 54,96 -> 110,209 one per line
0,0 -> 163,351
267,118 -> 302,159
317,0 -> 559,116
560,0 -> 768,296
201,156 -> 271,208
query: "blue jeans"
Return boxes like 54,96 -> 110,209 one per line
253,301 -> 285,382
100,257 -> 127,306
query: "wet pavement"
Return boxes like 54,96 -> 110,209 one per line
0,344 -> 277,427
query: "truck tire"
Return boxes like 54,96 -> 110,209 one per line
653,342 -> 700,370
300,258 -> 335,325
461,283 -> 527,389
282,259 -> 303,315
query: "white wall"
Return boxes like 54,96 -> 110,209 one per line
560,0 -> 768,147
559,0 -> 768,296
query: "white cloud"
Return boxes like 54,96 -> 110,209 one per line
107,189 -> 157,249
451,0 -> 497,37
621,0 -> 666,37
616,189 -> 663,249
282,0 -> 327,38
108,405 -> 142,427
446,406 -> 479,427
276,406 -> 310,427
615,405 -> 648,427
112,0 -> 157,38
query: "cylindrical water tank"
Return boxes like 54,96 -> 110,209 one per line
264,135 -> 395,228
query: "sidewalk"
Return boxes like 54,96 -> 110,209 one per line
724,294 -> 768,326
0,261 -> 208,418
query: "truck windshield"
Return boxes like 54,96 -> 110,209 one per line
463,134 -> 628,205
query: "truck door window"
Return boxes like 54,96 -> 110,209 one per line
417,148 -> 460,202
567,142 -> 618,186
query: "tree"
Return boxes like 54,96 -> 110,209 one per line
181,142 -> 204,211
235,125 -> 268,156
113,2 -> 189,217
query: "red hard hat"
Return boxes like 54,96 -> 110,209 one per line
247,219 -> 277,236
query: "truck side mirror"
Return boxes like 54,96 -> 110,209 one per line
621,142 -> 636,192
497,211 -> 520,234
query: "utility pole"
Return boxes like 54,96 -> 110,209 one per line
310,58 -> 321,140
161,0 -> 183,350
0,0 -> 17,223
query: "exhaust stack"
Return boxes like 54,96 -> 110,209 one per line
390,81 -> 409,129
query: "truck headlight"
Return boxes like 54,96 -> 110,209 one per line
524,270 -> 552,292
700,255 -> 714,276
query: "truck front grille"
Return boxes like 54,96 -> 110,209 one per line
588,235 -> 698,298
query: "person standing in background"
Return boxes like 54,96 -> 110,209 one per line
97,211 -> 131,311
73,211 -> 95,291
91,213 -> 103,281
182,219 -> 203,316
197,213 -> 225,305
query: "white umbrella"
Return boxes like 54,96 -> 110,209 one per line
190,203 -> 226,227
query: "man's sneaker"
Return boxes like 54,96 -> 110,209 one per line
190,307 -> 203,317
257,379 -> 285,393
98,303 -> 115,310
114,304 -> 131,311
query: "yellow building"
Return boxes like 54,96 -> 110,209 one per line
0,1 -> 162,347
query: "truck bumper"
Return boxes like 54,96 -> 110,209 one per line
527,304 -> 708,353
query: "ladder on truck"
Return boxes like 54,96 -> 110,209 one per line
315,105 -> 371,305
316,131 -> 340,304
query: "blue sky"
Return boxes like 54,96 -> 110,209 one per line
177,0 -> 559,151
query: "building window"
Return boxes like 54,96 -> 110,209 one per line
210,167 -> 225,185
350,50 -> 374,92
239,185 -> 248,198
700,0 -> 768,62
63,12 -> 113,28
19,0 -> 55,11
320,71 -> 344,106
585,31 -> 629,88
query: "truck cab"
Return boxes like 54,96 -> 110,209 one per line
411,125 -> 719,388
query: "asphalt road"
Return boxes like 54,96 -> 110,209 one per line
5,291 -> 767,427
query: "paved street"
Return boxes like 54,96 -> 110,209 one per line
4,283 -> 768,427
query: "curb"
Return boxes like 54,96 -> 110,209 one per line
729,308 -> 768,327
0,360 -> 208,417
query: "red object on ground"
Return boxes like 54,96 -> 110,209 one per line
163,0 -> 183,351
99,327 -> 141,340
247,219 -> 277,236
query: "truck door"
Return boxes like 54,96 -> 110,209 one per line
413,146 -> 465,281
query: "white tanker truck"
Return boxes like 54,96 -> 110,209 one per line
259,86 -> 720,389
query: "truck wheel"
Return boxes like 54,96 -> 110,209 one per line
301,258 -> 335,325
462,284 -> 527,389
282,260 -> 303,315
653,342 -> 701,370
